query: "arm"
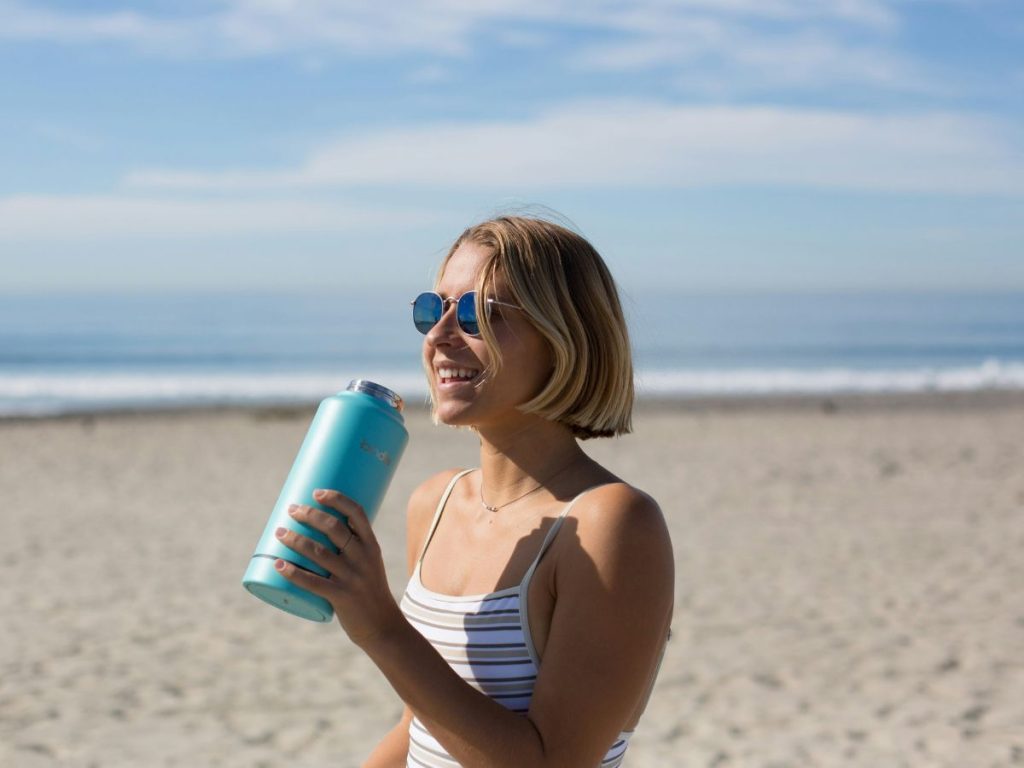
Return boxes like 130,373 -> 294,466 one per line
361,470 -> 464,767
362,707 -> 413,768
278,482 -> 674,768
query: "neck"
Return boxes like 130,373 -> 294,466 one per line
475,416 -> 585,505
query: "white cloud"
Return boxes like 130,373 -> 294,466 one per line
0,2 -> 202,54
0,0 -> 508,57
123,102 -> 1024,196
0,0 -> 901,46
574,22 -> 929,94
0,1 -> 920,92
0,195 -> 443,239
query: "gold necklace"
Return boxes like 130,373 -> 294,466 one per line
479,457 -> 581,513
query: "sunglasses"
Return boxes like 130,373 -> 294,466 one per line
411,291 -> 520,337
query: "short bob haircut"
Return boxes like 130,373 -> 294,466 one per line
432,214 -> 633,439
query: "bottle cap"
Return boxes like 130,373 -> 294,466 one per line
346,380 -> 404,412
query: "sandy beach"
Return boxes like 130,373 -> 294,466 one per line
1,393 -> 1022,768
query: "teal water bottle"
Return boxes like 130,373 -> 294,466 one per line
242,380 -> 409,622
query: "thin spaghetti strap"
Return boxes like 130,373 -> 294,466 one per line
415,468 -> 476,565
520,482 -> 619,667
520,482 -> 617,589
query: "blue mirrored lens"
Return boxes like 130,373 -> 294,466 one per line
413,292 -> 443,334
457,292 -> 480,336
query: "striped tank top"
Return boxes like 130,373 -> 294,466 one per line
399,469 -> 633,768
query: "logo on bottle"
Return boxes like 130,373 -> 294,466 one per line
360,439 -> 391,466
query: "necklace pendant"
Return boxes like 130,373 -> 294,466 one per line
481,501 -> 500,513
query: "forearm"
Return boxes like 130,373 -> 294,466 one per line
363,620 -> 548,768
362,715 -> 410,768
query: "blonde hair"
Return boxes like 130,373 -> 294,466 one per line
433,215 -> 634,439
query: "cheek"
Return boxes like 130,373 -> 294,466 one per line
421,341 -> 432,377
504,335 -> 554,396
531,347 -> 555,391
421,340 -> 440,394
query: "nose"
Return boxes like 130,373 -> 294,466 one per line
424,298 -> 461,346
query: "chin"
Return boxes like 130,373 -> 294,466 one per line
431,398 -> 476,427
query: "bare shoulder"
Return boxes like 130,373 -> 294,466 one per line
404,468 -> 470,572
572,482 -> 669,544
407,467 -> 468,518
562,482 -> 674,588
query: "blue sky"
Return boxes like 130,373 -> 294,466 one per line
2,0 -> 1022,294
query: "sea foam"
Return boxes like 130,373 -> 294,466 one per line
636,359 -> 1024,396
2,359 -> 1023,416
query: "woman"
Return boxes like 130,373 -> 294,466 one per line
273,215 -> 674,766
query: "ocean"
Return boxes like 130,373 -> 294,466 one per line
2,290 -> 1023,416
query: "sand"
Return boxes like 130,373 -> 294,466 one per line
1,394 -> 1022,767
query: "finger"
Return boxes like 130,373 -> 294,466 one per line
338,527 -> 356,552
289,503 -> 353,551
275,526 -> 339,573
313,489 -> 373,540
273,558 -> 334,598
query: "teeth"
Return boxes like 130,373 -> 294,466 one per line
438,367 -> 479,381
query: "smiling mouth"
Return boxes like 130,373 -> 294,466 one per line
437,366 -> 481,385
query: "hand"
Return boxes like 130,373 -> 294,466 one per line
274,488 -> 404,648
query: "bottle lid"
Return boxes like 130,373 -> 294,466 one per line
346,380 -> 404,412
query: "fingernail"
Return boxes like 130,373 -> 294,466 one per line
274,559 -> 285,571
313,489 -> 326,498
275,527 -> 286,538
